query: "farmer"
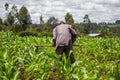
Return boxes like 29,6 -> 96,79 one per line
52,21 -> 77,72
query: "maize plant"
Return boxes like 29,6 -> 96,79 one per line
0,31 -> 120,80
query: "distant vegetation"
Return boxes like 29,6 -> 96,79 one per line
107,24 -> 120,27
0,3 -> 120,37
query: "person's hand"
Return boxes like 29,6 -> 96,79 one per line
52,39 -> 56,47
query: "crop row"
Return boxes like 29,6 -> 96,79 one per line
0,31 -> 120,80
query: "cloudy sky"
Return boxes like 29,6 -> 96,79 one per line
0,0 -> 120,23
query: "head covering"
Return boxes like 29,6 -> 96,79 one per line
57,20 -> 65,25
59,21 -> 65,24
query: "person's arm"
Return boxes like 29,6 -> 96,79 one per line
69,26 -> 77,43
53,28 -> 57,46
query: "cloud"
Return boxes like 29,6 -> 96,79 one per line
80,2 -> 106,11
92,0 -> 120,4
0,0 -> 120,23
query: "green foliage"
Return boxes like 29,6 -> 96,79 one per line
115,20 -> 120,24
40,15 -> 44,25
17,31 -> 52,37
65,12 -> 74,25
108,24 -> 120,27
81,14 -> 93,34
5,3 -> 9,11
39,32 -> 53,37
17,6 -> 32,30
11,25 -> 23,33
0,24 -> 9,31
0,17 -> 3,24
26,24 -> 39,32
45,16 -> 58,32
5,12 -> 15,25
17,31 -> 39,37
18,6 -> 32,25
0,31 -> 120,79
83,14 -> 91,23
4,3 -> 18,26
114,61 -> 120,80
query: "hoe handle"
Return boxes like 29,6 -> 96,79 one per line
35,44 -> 82,53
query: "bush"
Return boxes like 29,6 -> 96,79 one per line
17,31 -> 39,37
0,24 -> 9,31
17,31 -> 53,37
39,32 -> 53,37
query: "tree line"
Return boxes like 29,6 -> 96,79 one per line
0,3 -> 120,37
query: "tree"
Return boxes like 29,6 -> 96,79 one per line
4,3 -> 15,26
11,5 -> 19,24
6,12 -> 15,25
45,16 -> 58,31
18,6 -> 32,30
0,18 -> 3,24
81,14 -> 92,34
39,15 -> 44,31
115,20 -> 120,24
65,12 -> 74,25
5,3 -> 9,11
40,15 -> 44,25
83,14 -> 91,23
4,3 -> 18,26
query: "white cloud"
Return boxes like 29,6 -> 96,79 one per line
81,2 -> 106,11
92,0 -> 120,4
0,0 -> 120,23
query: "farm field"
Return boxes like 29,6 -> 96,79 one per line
107,24 -> 120,27
0,31 -> 120,80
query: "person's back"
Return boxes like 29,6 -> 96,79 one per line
54,24 -> 72,47
53,23 -> 77,48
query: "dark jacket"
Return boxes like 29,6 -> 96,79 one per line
53,24 -> 77,48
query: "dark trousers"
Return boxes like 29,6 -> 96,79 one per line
52,46 -> 75,72
56,46 -> 75,64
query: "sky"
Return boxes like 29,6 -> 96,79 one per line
0,0 -> 120,24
